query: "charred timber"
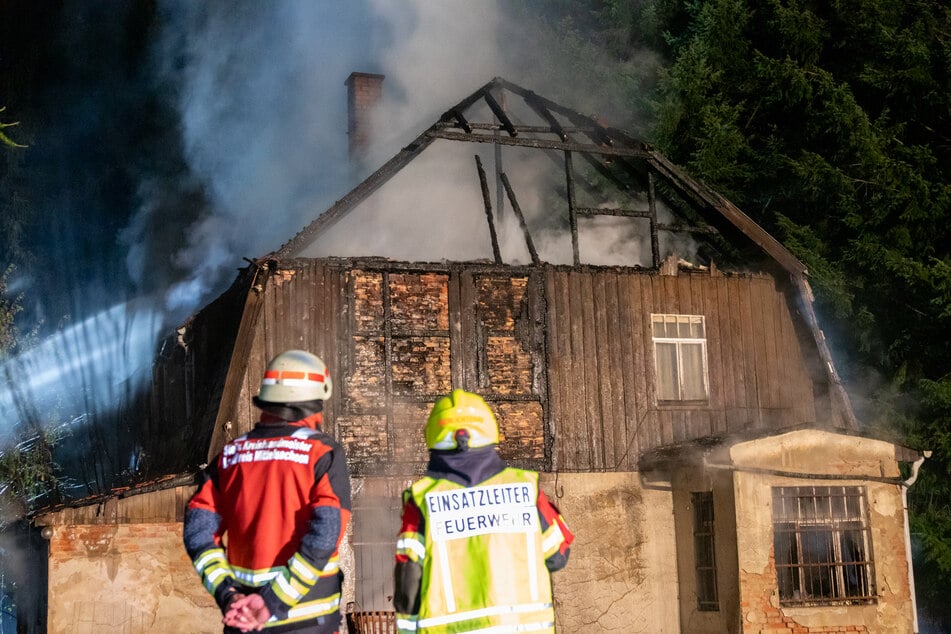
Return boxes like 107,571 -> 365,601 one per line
564,151 -> 580,266
474,155 -> 503,264
523,92 -> 569,142
426,129 -> 652,158
575,207 -> 651,218
499,172 -> 540,265
482,90 -> 518,137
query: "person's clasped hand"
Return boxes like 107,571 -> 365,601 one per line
222,593 -> 271,632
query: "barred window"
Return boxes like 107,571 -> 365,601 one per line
651,314 -> 708,402
692,492 -> 719,611
772,486 -> 876,606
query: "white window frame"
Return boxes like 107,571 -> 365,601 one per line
651,313 -> 709,403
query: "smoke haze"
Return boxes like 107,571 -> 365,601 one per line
0,1 -> 660,476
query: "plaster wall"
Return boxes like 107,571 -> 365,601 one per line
728,430 -> 914,633
543,472 -> 681,633
46,522 -> 219,634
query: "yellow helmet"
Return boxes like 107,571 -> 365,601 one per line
425,389 -> 499,450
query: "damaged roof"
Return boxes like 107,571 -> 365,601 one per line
269,76 -> 807,278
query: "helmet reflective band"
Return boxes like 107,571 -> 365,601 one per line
425,389 -> 499,450
257,350 -> 332,403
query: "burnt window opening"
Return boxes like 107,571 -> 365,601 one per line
651,314 -> 709,403
692,491 -> 719,611
772,486 -> 877,607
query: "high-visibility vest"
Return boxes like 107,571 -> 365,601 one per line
406,468 -> 555,634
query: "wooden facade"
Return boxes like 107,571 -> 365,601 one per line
200,258 -> 840,477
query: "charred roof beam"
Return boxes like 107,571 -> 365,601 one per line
499,172 -> 540,265
524,91 -> 569,142
575,207 -> 651,218
474,155 -> 503,264
483,89 -> 518,137
426,129 -> 651,158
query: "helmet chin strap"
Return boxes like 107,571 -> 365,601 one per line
254,398 -> 324,422
454,429 -> 471,451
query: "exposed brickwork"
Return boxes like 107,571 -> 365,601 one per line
392,402 -> 430,464
339,414 -> 388,464
739,537 -> 873,633
352,271 -> 384,332
389,273 -> 449,331
391,336 -> 451,395
476,276 -> 527,331
346,72 -> 384,158
348,336 -> 385,408
486,335 -> 534,395
496,401 -> 544,460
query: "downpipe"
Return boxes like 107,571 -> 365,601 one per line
902,450 -> 930,634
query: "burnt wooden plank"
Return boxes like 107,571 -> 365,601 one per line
775,288 -> 797,422
603,272 -> 628,468
544,271 -> 569,471
727,277 -> 753,432
207,269 -> 266,461
764,279 -> 787,425
619,274 -> 645,467
743,277 -> 766,428
567,271 -> 593,469
702,274 -> 728,435
638,276 -> 660,451
591,273 -> 616,468
755,278 -> 780,423
579,271 -> 604,469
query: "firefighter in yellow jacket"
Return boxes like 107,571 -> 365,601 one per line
393,389 -> 573,634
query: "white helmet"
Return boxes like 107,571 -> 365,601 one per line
256,350 -> 332,404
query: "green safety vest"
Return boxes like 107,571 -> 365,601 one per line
407,468 -> 555,634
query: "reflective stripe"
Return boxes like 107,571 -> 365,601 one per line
397,535 -> 427,561
460,622 -> 555,633
525,531 -> 538,602
274,572 -> 304,603
285,594 -> 341,620
289,555 -> 319,583
417,602 -> 553,629
321,558 -> 340,575
263,370 -> 325,385
195,549 -> 227,572
233,567 -> 281,586
541,522 -> 563,557
436,540 -> 455,613
396,615 -> 419,632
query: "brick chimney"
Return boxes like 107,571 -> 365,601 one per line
345,71 -> 385,162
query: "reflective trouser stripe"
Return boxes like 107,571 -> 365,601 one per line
417,602 -> 554,628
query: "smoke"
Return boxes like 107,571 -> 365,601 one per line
0,0 -> 665,473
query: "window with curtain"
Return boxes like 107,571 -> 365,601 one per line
651,314 -> 708,402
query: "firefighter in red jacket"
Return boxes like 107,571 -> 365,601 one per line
393,389 -> 573,634
184,350 -> 351,633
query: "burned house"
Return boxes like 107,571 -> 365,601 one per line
33,76 -> 925,633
